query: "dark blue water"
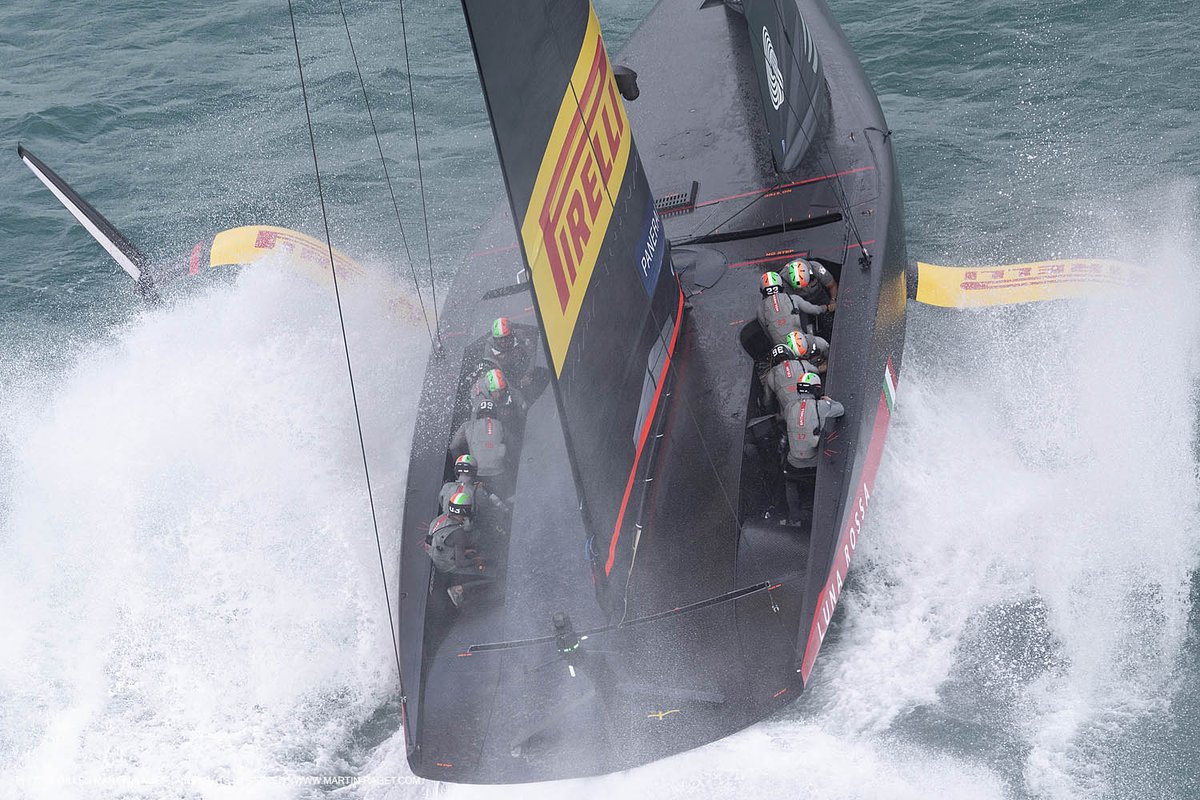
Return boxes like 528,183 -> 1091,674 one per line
1,1 -> 1197,798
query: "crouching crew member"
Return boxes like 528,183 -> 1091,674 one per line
783,258 -> 838,337
781,372 -> 845,525
425,491 -> 478,574
483,317 -> 531,386
785,329 -> 830,375
425,491 -> 492,608
471,367 -> 528,419
757,271 -> 805,346
763,339 -> 818,412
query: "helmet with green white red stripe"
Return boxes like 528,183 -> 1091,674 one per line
796,371 -> 822,395
447,490 -> 473,519
760,271 -> 784,296
484,368 -> 507,395
454,454 -> 477,479
784,259 -> 812,290
491,316 -> 515,352
784,330 -> 810,358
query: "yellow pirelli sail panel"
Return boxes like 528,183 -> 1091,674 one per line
914,258 -> 1139,308
518,7 -> 632,376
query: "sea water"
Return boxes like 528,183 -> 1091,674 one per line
1,0 -> 1197,797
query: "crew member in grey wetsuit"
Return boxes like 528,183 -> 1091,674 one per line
757,270 -> 804,346
785,329 -> 830,375
482,316 -> 532,386
425,491 -> 492,608
425,491 -> 477,574
781,372 -> 845,524
763,342 -> 818,412
449,399 -> 512,498
438,454 -> 508,523
783,258 -> 838,336
470,367 -> 528,419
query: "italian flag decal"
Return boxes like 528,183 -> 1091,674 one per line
884,359 -> 897,411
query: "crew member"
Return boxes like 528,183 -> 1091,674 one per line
763,341 -> 818,412
424,491 -> 478,574
756,271 -> 804,346
780,372 -> 845,524
482,317 -> 531,385
450,399 -> 509,495
784,258 -> 838,307
438,453 -> 508,521
425,491 -> 490,608
471,367 -> 528,418
783,258 -> 837,336
785,329 -> 830,375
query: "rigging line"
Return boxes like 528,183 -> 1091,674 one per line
287,0 -> 405,690
336,0 -> 436,348
397,0 -> 441,346
766,0 -> 869,260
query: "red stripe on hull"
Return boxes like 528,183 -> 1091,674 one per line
605,285 -> 685,576
799,357 -> 895,683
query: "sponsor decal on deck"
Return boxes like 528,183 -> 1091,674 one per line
520,6 -> 632,375
799,358 -> 897,683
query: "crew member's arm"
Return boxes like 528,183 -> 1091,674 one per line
481,487 -> 510,512
791,295 -> 830,317
820,397 -> 846,419
813,262 -> 838,301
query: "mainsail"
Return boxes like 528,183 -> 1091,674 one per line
461,0 -> 683,601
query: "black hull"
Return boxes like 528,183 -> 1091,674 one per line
396,0 -> 906,783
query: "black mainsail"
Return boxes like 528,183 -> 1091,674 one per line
461,0 -> 683,600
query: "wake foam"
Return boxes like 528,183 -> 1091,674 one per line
0,256 -> 428,798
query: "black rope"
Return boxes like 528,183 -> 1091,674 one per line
286,0 -> 405,692
397,0 -> 441,346
335,0 -> 437,348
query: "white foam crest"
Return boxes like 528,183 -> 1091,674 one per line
817,190 -> 1200,798
0,255 -> 428,798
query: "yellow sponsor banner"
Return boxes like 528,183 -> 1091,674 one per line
915,258 -> 1138,308
205,225 -> 421,323
208,225 -> 364,280
519,6 -> 632,375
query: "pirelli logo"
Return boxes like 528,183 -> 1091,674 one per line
520,7 -> 632,375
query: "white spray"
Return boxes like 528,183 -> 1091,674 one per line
0,256 -> 428,799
